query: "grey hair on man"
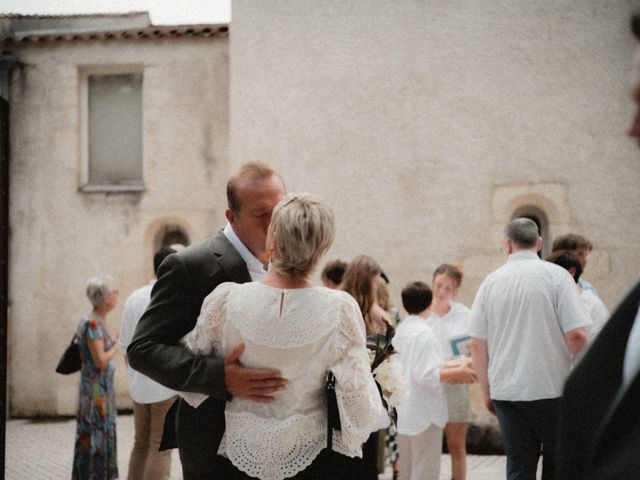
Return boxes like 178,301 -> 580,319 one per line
504,218 -> 540,249
86,275 -> 117,307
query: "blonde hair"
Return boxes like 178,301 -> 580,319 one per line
268,193 -> 335,278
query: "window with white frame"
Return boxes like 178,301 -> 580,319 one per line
80,69 -> 143,191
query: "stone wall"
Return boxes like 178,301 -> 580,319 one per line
230,0 -> 640,312
8,36 -> 229,415
230,0 -> 640,427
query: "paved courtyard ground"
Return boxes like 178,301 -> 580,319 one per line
6,414 -> 534,479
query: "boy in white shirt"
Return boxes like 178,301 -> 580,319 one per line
393,281 -> 477,480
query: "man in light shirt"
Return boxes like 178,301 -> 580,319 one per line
120,246 -> 178,480
546,249 -> 610,341
551,233 -> 599,297
469,218 -> 589,480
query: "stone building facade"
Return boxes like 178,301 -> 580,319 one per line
3,2 -> 640,419
229,1 -> 640,424
3,13 -> 230,415
230,0 -> 640,313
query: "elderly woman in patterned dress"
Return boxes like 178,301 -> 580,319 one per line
72,275 -> 120,480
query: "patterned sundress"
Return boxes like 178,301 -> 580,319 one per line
72,314 -> 118,480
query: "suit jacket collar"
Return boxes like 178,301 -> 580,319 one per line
589,281 -> 640,462
212,230 -> 252,284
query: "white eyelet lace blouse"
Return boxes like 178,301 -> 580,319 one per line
179,282 -> 383,480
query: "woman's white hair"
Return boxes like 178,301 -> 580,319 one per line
86,275 -> 116,308
268,193 -> 335,278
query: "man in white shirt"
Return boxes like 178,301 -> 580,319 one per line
551,233 -> 599,297
120,246 -> 179,480
546,249 -> 610,340
469,218 -> 589,480
393,281 -> 476,480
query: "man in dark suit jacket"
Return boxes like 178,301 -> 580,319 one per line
556,281 -> 640,479
555,14 -> 640,480
128,161 -> 287,479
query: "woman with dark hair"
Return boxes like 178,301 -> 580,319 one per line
72,275 -> 120,480
341,255 -> 394,479
341,255 -> 392,336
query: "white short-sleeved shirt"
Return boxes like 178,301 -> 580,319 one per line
428,302 -> 471,359
180,282 -> 383,480
392,315 -> 447,435
119,281 -> 176,404
580,289 -> 609,340
469,252 -> 590,401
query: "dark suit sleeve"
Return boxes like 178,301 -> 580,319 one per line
127,252 -> 227,400
556,281 -> 640,480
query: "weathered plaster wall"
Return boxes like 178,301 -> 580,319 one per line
8,37 -> 230,415
230,1 -> 640,425
230,0 -> 640,309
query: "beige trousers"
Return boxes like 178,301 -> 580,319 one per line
398,424 -> 443,480
127,396 -> 176,480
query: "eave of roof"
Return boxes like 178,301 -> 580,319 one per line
0,13 -> 228,43
4,24 -> 229,43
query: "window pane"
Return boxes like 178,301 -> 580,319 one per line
88,74 -> 142,185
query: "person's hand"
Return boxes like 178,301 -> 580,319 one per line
224,342 -> 287,403
484,392 -> 495,415
456,363 -> 478,384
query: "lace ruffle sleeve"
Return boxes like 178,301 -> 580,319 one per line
330,295 -> 384,456
178,282 -> 234,407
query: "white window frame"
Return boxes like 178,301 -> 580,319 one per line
79,65 -> 145,193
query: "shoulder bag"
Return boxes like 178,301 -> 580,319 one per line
55,334 -> 81,374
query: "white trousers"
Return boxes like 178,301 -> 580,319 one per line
398,424 -> 443,480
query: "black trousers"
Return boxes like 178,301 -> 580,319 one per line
493,398 -> 560,480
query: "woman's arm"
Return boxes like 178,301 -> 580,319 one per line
87,337 -> 119,370
333,297 -> 386,452
368,302 -> 392,334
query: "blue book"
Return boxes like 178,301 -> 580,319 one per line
450,335 -> 471,357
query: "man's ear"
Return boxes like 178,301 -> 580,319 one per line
225,208 -> 234,224
503,238 -> 512,255
535,237 -> 543,252
266,231 -> 277,253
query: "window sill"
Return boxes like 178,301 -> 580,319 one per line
79,184 -> 146,193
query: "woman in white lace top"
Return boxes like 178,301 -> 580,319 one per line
180,194 -> 383,480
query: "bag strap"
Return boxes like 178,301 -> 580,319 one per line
326,371 -> 336,449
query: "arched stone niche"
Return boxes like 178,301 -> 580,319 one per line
490,182 -> 572,256
143,217 -> 194,277
154,225 -> 191,251
510,205 -> 550,258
